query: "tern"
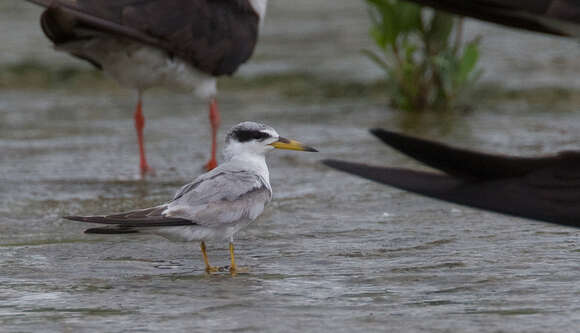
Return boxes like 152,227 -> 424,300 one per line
65,121 -> 317,273
25,0 -> 268,176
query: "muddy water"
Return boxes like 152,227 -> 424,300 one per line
1,1 -> 580,333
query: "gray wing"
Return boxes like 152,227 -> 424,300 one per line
164,168 -> 272,226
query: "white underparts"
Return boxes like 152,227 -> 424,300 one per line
59,38 -> 217,99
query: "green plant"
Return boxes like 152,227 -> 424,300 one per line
364,0 -> 482,112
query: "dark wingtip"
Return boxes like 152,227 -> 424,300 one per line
369,128 -> 383,136
63,215 -> 87,222
85,227 -> 139,234
370,128 -> 400,143
321,159 -> 339,167
63,215 -> 108,223
321,159 -> 356,171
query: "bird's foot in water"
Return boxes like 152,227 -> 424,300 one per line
204,266 -> 249,275
204,265 -> 220,274
223,265 -> 249,275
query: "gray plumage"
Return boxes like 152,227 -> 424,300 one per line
164,163 -> 272,227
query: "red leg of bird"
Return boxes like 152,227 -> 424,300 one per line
134,95 -> 153,177
204,98 -> 220,171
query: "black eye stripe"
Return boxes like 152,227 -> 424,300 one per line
232,129 -> 271,142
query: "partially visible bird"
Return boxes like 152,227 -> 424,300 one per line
65,121 -> 318,273
398,0 -> 580,37
25,0 -> 268,176
322,1 -> 580,228
323,129 -> 580,228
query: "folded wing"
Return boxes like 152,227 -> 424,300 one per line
64,205 -> 196,234
26,0 -> 260,75
165,168 -> 272,227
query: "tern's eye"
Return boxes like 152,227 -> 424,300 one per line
233,129 -> 271,142
253,131 -> 271,140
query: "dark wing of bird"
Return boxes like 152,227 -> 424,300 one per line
64,205 -> 196,234
398,0 -> 580,36
322,130 -> 580,228
26,0 -> 260,75
369,129 -> 557,180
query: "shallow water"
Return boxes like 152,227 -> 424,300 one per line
2,90 -> 579,332
1,1 -> 580,333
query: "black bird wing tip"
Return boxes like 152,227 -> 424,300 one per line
63,214 -> 196,227
369,128 -> 421,147
84,227 -> 139,234
369,128 -> 385,136
364,128 -> 560,180
369,128 -> 407,145
322,159 -> 355,170
322,159 -> 460,192
322,159 -> 381,175
63,215 -> 105,223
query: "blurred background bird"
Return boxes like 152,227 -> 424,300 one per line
324,130 -> 580,228
25,0 -> 268,177
323,0 -> 580,228
398,0 -> 580,37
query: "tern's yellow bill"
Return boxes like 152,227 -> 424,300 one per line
270,137 -> 318,152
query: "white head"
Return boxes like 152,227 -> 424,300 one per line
223,121 -> 317,161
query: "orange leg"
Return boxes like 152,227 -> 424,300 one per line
134,93 -> 153,177
204,97 -> 220,171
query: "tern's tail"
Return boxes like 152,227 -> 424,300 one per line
63,205 -> 196,235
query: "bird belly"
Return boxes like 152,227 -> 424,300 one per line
148,218 -> 254,242
59,38 -> 217,98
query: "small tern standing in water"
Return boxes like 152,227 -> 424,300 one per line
65,122 -> 317,273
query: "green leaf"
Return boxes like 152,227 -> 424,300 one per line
366,0 -> 399,47
457,41 -> 479,84
394,2 -> 422,33
370,26 -> 387,48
